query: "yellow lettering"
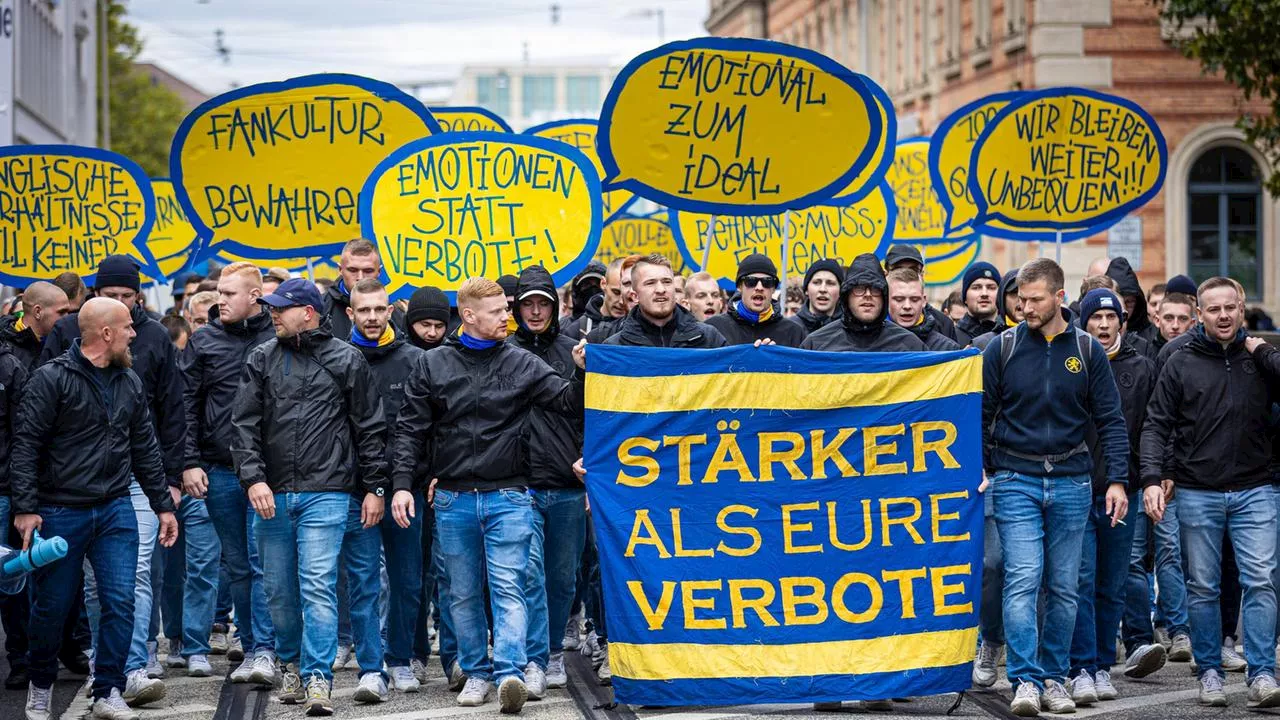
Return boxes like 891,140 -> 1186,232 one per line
663,434 -> 707,486
627,580 -> 675,631
810,428 -> 858,479
758,431 -> 806,481
702,431 -> 755,483
624,509 -> 671,558
780,577 -> 828,625
931,564 -> 974,616
863,424 -> 908,476
912,421 -> 961,472
682,580 -> 726,630
881,567 -> 928,619
879,497 -> 925,547
832,572 -> 883,623
617,436 -> 660,487
728,578 -> 779,629
715,505 -> 761,557
781,502 -> 823,554
671,508 -> 715,558
931,491 -> 971,543
827,499 -> 873,551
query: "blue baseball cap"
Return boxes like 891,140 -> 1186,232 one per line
258,277 -> 324,311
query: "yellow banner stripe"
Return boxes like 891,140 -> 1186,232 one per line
587,355 -> 982,413
611,627 -> 978,680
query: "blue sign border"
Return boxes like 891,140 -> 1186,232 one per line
826,76 -> 898,207
928,91 -> 1024,235
358,130 -> 604,303
524,118 -> 639,224
597,36 -> 884,216
429,105 -> 515,134
169,73 -> 442,261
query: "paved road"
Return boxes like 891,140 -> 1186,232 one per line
0,634 -> 1269,720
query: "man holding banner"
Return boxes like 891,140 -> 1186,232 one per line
706,255 -> 806,348
603,256 -> 726,350
981,259 -> 1130,716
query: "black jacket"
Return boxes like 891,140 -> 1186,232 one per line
927,304 -> 960,341
0,346 -> 26,497
232,327 -> 388,495
323,283 -> 406,342
394,335 -> 583,493
1106,257 -> 1157,342
787,304 -> 841,337
1155,328 -> 1195,376
509,266 -> 585,489
800,254 -> 927,352
1086,341 -> 1155,495
353,330 -> 425,472
1141,327 -> 1280,491
956,313 -> 999,347
10,342 -> 175,515
181,308 -> 277,469
0,314 -> 43,371
40,304 -> 186,487
904,310 -> 962,351
707,302 -> 807,347
603,305 -> 728,348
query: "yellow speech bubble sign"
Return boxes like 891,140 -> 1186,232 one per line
886,138 -> 953,243
171,73 -> 441,260
140,179 -> 201,284
672,182 -> 894,288
0,145 -> 163,286
929,92 -> 1021,235
599,215 -> 686,273
599,37 -> 884,215
828,79 -> 897,205
917,236 -> 982,286
430,106 -> 514,133
360,132 -> 603,300
525,119 -> 637,222
969,87 -> 1167,234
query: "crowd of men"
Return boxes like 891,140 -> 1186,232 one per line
0,238 -> 1276,720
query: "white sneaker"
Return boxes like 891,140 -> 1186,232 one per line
1123,643 -> 1167,678
92,688 -> 140,720
448,659 -> 468,692
122,669 -> 166,707
524,662 -> 547,700
25,682 -> 51,720
332,645 -> 354,672
186,654 -> 212,677
1248,673 -> 1280,708
248,651 -> 279,686
1153,627 -> 1173,649
1041,679 -> 1076,714
562,613 -> 582,650
410,658 -> 428,685
546,653 -> 567,688
164,641 -> 186,668
1010,681 -> 1041,717
210,630 -> 229,655
278,666 -> 304,705
229,654 -> 255,684
1222,643 -> 1248,672
580,630 -> 599,662
226,635 -> 244,662
1067,669 -> 1097,706
1168,633 -> 1192,662
597,645 -> 612,686
499,676 -> 528,714
389,665 -> 420,693
1094,669 -> 1117,701
457,677 -> 492,706
972,641 -> 1000,688
145,641 -> 164,679
352,672 -> 388,704
1199,669 -> 1228,706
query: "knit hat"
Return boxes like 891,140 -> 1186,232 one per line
962,262 -> 1000,299
497,274 -> 519,299
803,258 -> 845,290
95,255 -> 141,292
884,244 -> 924,270
406,286 -> 451,326
735,253 -> 778,284
1165,274 -> 1197,298
1079,288 -> 1126,325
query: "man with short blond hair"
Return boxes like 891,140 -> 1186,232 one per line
684,272 -> 723,321
886,267 -> 959,351
392,276 -> 586,714
323,238 -> 404,339
1156,293 -> 1196,348
605,255 -> 727,348
184,291 -> 219,335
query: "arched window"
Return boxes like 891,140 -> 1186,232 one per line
1188,146 -> 1263,297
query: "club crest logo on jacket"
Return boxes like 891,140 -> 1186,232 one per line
1065,356 -> 1083,374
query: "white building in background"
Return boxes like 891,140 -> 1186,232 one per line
0,0 -> 98,146
447,59 -> 619,130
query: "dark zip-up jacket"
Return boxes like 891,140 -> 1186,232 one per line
1156,328 -> 1195,376
0,314 -> 43,371
232,326 -> 388,495
787,304 -> 840,337
0,345 -> 26,497
562,294 -> 611,341
927,304 -> 960,341
800,254 -> 926,352
181,308 -> 276,469
603,304 -> 728,348
1085,341 -> 1155,495
352,330 -> 424,473
1140,327 -> 1280,491
509,266 -> 585,489
904,310 -> 962,351
393,335 -> 584,493
323,283 -> 406,343
707,302 -> 808,347
10,341 -> 175,515
956,313 -> 998,347
1106,257 -> 1157,343
40,303 -> 186,487
969,270 -> 1021,351
982,310 -> 1129,483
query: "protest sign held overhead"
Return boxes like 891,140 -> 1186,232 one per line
526,119 -> 637,223
828,79 -> 897,206
929,92 -> 1021,235
672,182 -> 894,289
360,132 -> 602,300
584,344 -> 983,706
171,73 -> 441,261
430,106 -> 514,133
886,138 -> 953,244
917,236 -> 982,286
143,179 -> 201,283
0,145 -> 163,286
599,37 -> 886,215
968,87 -> 1167,235
600,214 -> 686,273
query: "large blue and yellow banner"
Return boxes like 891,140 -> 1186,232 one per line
584,345 -> 983,706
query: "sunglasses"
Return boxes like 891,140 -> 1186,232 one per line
741,276 -> 779,290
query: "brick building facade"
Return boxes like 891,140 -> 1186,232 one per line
705,0 -> 1277,310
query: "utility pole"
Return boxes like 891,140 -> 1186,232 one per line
100,0 -> 110,149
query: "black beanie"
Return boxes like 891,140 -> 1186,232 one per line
406,287 -> 450,326
498,275 -> 519,299
95,255 -> 141,292
735,253 -> 778,283
803,258 -> 845,290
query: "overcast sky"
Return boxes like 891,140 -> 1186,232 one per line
130,0 -> 707,96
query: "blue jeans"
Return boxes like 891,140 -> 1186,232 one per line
1123,498 -> 1189,650
341,497 -> 385,678
175,497 -> 220,657
992,471 -> 1092,688
525,489 -> 587,669
30,497 -> 138,699
435,488 -> 534,683
1179,486 -> 1277,679
84,483 -> 158,674
1070,493 -> 1138,674
206,466 -> 273,653
380,492 -> 423,668
255,492 -> 346,681
981,492 -> 1005,645
431,515 -> 458,673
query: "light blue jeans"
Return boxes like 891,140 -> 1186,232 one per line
206,466 -> 273,653
524,488 -> 587,669
1123,498 -> 1189,650
341,496 -> 386,679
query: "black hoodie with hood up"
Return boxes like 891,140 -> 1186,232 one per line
1106,257 -> 1157,343
970,270 -> 1020,351
800,254 -> 927,352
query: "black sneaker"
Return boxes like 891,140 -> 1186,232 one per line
5,666 -> 28,690
59,649 -> 91,676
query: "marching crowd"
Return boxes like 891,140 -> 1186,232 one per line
0,238 -> 1277,720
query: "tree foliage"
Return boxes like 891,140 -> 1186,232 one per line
1154,0 -> 1280,196
99,1 -> 187,177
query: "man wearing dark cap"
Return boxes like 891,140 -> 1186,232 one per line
885,243 -> 960,341
971,270 -> 1024,352
799,254 -> 925,352
406,287 -> 452,352
233,277 -> 388,714
566,261 -> 606,323
706,254 -> 806,347
956,261 -> 1002,346
788,258 -> 844,336
1104,258 -> 1157,344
